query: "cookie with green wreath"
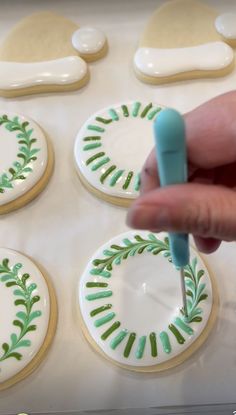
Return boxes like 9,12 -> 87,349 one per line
74,101 -> 164,206
78,231 -> 218,371
0,111 -> 54,214
0,248 -> 57,390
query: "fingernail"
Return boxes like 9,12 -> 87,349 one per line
127,206 -> 170,230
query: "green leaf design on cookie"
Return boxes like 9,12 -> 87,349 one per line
92,234 -> 171,271
183,257 -> 208,323
0,115 -> 40,193
0,258 -> 42,362
87,233 -> 209,359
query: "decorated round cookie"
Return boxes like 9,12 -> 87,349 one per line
79,232 -> 217,371
0,111 -> 53,214
0,248 -> 57,390
74,101 -> 163,206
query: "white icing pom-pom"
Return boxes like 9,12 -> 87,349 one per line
215,13 -> 236,39
72,27 -> 106,54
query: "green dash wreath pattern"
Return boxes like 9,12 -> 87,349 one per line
0,115 -> 40,194
0,258 -> 42,363
86,234 -> 209,359
82,102 -> 163,192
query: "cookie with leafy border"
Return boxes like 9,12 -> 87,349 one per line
0,248 -> 57,390
0,111 -> 53,214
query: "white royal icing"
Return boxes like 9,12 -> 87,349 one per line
0,112 -> 48,206
134,42 -> 234,77
74,101 -> 164,200
79,231 -> 214,368
72,27 -> 106,54
215,13 -> 236,40
0,56 -> 87,90
0,248 -> 50,383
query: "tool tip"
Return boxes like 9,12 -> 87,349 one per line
154,108 -> 185,144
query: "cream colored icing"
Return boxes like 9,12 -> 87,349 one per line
0,56 -> 87,90
72,27 -> 106,54
0,248 -> 50,383
0,112 -> 48,206
134,42 -> 234,77
79,231 -> 213,367
215,13 -> 236,39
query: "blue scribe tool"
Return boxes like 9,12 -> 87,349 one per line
153,108 -> 189,317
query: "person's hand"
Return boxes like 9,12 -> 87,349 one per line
127,91 -> 236,254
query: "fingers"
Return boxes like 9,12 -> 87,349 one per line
140,91 -> 236,195
127,182 -> 236,242
193,236 -> 221,254
186,90 -> 236,168
140,149 -> 159,195
136,91 -> 236,252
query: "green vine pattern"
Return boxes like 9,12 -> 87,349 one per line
0,115 -> 40,194
182,258 -> 208,323
92,234 -> 208,321
0,258 -> 42,362
93,234 -> 171,271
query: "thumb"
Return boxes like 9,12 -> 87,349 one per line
127,183 -> 236,241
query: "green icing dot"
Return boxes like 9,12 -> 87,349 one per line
91,157 -> 110,171
135,336 -> 146,359
160,331 -> 171,354
87,125 -> 105,133
132,102 -> 141,117
109,170 -> 124,187
94,312 -> 116,327
83,142 -> 102,151
149,332 -> 157,357
140,103 -> 152,118
124,332 -> 136,358
110,329 -> 128,350
86,290 -> 112,301
108,109 -> 119,121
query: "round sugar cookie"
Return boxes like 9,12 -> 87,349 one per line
0,111 -> 53,215
79,231 -> 218,372
0,248 -> 57,390
0,12 -> 107,97
74,101 -> 164,207
133,0 -> 234,84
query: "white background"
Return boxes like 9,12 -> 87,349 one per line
0,0 -> 236,413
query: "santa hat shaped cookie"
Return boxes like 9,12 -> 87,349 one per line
0,11 -> 108,97
134,0 -> 235,84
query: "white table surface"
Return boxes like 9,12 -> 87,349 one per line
1,0 -> 236,413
